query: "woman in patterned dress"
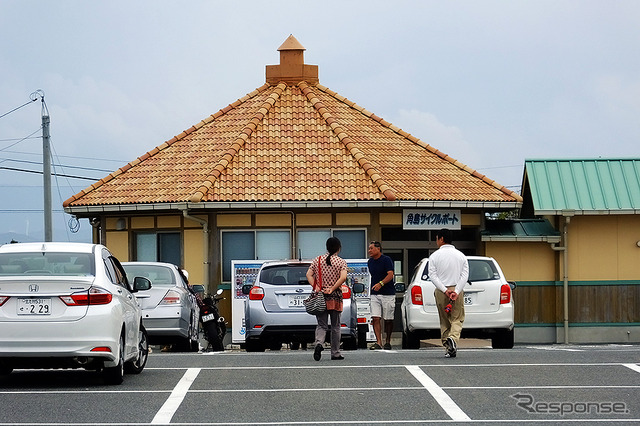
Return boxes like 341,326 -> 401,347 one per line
306,237 -> 348,361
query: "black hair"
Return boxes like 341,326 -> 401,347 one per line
369,241 -> 382,251
436,228 -> 453,244
326,237 -> 341,265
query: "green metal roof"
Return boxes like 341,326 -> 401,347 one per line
481,218 -> 561,242
524,159 -> 640,215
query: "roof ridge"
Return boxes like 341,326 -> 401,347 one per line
314,84 -> 523,203
189,82 -> 287,203
63,84 -> 272,207
298,81 -> 397,201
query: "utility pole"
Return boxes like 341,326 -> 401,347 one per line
40,93 -> 52,242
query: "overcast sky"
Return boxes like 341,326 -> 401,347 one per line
1,1 -> 639,243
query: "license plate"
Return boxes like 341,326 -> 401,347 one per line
202,313 -> 216,322
18,298 -> 51,315
464,294 -> 473,305
288,295 -> 307,307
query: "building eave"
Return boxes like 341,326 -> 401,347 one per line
534,209 -> 640,216
481,235 -> 562,243
65,200 -> 522,216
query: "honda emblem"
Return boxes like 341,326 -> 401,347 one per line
28,284 -> 39,293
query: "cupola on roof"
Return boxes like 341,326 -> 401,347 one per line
64,36 -> 522,210
266,34 -> 318,85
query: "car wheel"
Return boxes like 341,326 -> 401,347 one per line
245,339 -> 265,352
402,329 -> 420,349
125,326 -> 149,374
0,362 -> 12,376
342,336 -> 358,351
492,329 -> 514,349
189,319 -> 200,352
177,319 -> 200,352
357,329 -> 367,349
103,334 -> 125,385
268,340 -> 282,351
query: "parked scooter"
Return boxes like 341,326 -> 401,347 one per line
201,289 -> 226,351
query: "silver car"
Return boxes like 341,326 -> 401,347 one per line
242,260 -> 364,352
401,256 -> 515,349
122,262 -> 200,352
0,242 -> 151,385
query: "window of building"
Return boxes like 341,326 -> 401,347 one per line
298,229 -> 366,259
135,232 -> 181,266
221,230 -> 291,281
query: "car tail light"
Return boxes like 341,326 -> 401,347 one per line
357,317 -> 367,324
341,284 -> 351,299
60,288 -> 113,306
248,286 -> 264,300
159,290 -> 181,305
0,296 -> 9,307
500,284 -> 511,304
411,286 -> 423,305
91,346 -> 112,352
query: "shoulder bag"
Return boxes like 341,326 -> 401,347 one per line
304,256 -> 326,315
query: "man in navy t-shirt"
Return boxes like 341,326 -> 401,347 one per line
367,241 -> 395,350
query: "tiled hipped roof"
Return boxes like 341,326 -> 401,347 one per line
64,36 -> 521,208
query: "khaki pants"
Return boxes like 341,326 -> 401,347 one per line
435,287 -> 465,346
315,309 -> 342,357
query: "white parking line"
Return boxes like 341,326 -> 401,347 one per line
151,367 -> 200,424
623,363 -> 640,374
405,365 -> 470,421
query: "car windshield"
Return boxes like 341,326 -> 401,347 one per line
123,265 -> 176,286
259,264 -> 310,285
418,259 -> 499,282
0,252 -> 94,276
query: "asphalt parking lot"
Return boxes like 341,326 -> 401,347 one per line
1,341 -> 639,425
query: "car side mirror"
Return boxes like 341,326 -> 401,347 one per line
242,284 -> 253,295
133,276 -> 152,292
394,283 -> 406,293
508,281 -> 517,290
353,283 -> 365,294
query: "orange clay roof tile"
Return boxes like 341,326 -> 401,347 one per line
63,75 -> 522,208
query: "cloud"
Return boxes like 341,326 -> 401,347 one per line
392,108 -> 475,162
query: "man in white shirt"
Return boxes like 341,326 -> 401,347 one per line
428,229 -> 469,357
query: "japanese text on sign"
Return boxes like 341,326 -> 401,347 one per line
403,209 -> 461,230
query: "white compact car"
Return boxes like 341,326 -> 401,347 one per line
0,242 -> 152,384
401,256 -> 515,349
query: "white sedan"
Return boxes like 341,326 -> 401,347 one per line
0,242 -> 152,384
122,262 -> 200,352
401,256 -> 515,349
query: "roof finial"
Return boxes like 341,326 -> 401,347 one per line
266,35 -> 318,85
277,34 -> 306,51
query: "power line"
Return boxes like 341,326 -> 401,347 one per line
0,209 -> 66,213
0,157 -> 113,173
0,166 -> 99,181
0,136 -> 40,142
0,128 -> 43,152
1,149 -> 128,164
0,96 -> 38,120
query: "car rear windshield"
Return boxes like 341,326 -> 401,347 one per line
122,265 -> 176,286
259,264 -> 311,285
417,259 -> 499,282
0,252 -> 94,276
